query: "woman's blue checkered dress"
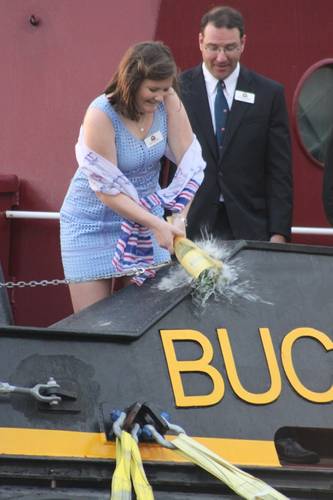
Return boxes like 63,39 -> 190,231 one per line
60,95 -> 170,282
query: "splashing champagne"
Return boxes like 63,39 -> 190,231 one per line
159,230 -> 264,309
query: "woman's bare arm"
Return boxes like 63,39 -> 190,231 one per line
164,91 -> 194,232
164,90 -> 193,164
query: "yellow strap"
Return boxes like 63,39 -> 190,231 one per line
172,434 -> 289,500
111,431 -> 154,500
130,435 -> 154,500
110,433 -> 132,500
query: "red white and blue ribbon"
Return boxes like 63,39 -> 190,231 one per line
77,130 -> 205,284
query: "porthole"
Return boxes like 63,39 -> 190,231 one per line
294,59 -> 333,166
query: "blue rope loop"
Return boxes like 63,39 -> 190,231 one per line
110,401 -> 185,445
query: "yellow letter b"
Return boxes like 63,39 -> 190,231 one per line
160,329 -> 225,407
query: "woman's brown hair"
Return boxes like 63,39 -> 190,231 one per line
105,41 -> 178,121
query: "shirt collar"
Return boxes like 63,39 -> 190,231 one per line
202,62 -> 240,95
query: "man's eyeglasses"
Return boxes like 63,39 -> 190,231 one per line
204,44 -> 242,55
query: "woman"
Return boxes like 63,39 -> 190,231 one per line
60,41 -> 205,313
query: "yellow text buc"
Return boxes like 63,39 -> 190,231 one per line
160,328 -> 333,407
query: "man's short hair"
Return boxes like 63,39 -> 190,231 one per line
200,6 -> 245,37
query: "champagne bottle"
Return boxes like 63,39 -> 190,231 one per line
173,236 -> 223,279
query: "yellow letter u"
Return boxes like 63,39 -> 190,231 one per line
217,328 -> 281,404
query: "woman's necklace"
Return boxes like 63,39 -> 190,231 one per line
137,118 -> 146,133
137,113 -> 151,134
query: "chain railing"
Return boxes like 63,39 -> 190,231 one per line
0,279 -> 68,289
0,263 -> 169,289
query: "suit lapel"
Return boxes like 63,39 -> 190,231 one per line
187,67 -> 219,161
219,66 -> 255,162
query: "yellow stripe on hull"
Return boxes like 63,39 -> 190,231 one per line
0,427 -> 280,467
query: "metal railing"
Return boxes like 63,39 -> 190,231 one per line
4,210 -> 333,235
5,210 -> 60,220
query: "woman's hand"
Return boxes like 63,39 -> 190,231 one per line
169,213 -> 187,237
151,218 -> 185,254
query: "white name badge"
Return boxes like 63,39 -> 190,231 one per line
235,90 -> 255,104
144,130 -> 163,148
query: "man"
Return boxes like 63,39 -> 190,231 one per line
180,7 -> 318,465
180,6 -> 293,242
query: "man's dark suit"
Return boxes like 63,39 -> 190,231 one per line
180,64 -> 293,241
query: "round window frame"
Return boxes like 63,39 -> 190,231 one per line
293,58 -> 333,168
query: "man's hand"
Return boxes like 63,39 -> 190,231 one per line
270,234 -> 286,243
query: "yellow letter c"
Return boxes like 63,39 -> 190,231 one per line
281,327 -> 333,403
